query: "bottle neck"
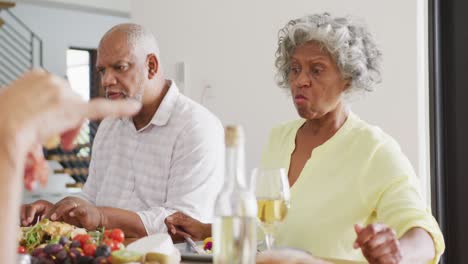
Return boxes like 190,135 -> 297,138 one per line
225,145 -> 247,189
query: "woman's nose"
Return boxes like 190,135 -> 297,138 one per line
294,70 -> 311,88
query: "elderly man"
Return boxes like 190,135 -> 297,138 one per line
20,23 -> 224,238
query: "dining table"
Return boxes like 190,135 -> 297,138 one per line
124,239 -> 366,264
181,258 -> 365,264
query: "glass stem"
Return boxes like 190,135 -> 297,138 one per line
264,232 -> 275,250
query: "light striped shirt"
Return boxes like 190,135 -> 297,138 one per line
79,81 -> 224,235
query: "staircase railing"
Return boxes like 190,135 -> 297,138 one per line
0,3 -> 97,186
0,7 -> 43,86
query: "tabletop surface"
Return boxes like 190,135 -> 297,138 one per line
180,257 -> 365,264
124,239 -> 366,264
181,260 -> 363,264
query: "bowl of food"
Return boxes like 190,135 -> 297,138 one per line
19,219 -> 126,263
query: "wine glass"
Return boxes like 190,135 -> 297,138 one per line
252,168 -> 290,250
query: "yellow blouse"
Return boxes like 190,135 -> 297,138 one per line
261,112 -> 445,263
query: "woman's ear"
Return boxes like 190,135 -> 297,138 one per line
147,54 -> 159,79
343,79 -> 352,91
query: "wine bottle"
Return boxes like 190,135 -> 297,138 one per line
213,125 -> 257,264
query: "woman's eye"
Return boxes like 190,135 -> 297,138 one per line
290,66 -> 300,74
311,67 -> 323,75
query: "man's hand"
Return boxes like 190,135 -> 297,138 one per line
354,223 -> 402,264
20,200 -> 54,226
46,197 -> 102,231
165,212 -> 211,242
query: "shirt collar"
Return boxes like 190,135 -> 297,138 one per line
121,80 -> 179,131
150,80 -> 179,127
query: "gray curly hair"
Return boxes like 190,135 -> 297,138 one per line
275,13 -> 382,97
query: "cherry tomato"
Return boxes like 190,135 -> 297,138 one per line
17,246 -> 26,254
73,234 -> 92,247
83,243 -> 97,257
104,230 -> 112,239
72,234 -> 83,241
103,239 -> 119,251
102,239 -> 114,248
110,229 -> 125,243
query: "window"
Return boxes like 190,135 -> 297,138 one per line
65,48 -> 94,157
66,49 -> 91,101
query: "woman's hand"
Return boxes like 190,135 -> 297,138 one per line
23,143 -> 49,191
0,69 -> 141,189
354,223 -> 402,264
165,212 -> 211,242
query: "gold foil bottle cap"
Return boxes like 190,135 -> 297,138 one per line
225,125 -> 244,148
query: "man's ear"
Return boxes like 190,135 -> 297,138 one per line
147,53 -> 159,79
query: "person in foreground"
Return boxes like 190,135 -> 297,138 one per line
166,13 -> 445,264
20,23 -> 224,238
0,70 -> 141,263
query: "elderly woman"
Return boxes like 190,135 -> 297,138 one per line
166,13 -> 444,264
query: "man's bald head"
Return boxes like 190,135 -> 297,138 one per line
99,23 -> 160,60
96,23 -> 165,104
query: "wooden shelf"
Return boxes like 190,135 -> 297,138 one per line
54,168 -> 89,176
66,183 -> 84,189
0,1 -> 15,9
48,154 -> 90,163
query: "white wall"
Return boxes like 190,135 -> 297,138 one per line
14,0 -> 130,17
131,0 -> 429,196
11,2 -> 128,77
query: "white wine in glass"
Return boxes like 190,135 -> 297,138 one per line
252,168 -> 290,250
257,199 -> 288,226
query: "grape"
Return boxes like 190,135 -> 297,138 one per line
62,258 -> 72,264
44,244 -> 63,255
94,245 -> 111,257
32,247 -> 45,257
70,240 -> 81,248
55,256 -> 72,264
59,236 -> 69,246
30,256 -> 40,264
77,255 -> 94,264
36,253 -> 48,260
36,258 -> 54,264
69,247 -> 83,259
54,249 -> 68,262
92,256 -> 108,264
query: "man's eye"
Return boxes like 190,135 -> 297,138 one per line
116,65 -> 128,71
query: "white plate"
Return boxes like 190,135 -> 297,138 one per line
174,241 -> 212,262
